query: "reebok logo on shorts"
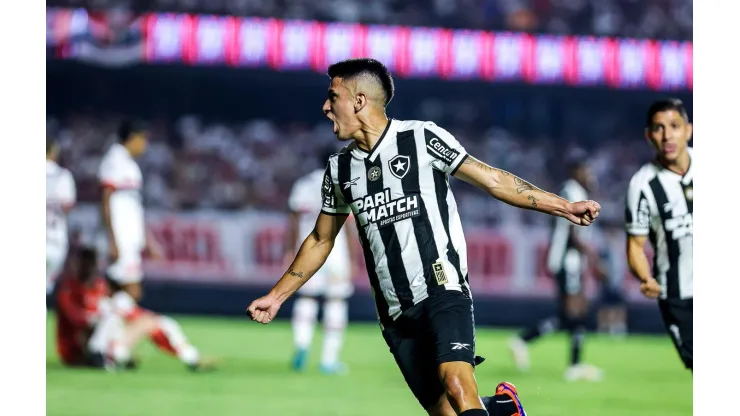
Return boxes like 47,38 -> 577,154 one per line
450,342 -> 470,351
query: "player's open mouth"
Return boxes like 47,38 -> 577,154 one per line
333,121 -> 339,134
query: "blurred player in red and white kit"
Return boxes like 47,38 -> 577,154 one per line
286,149 -> 356,374
98,120 -> 161,305
57,247 -> 216,371
88,120 -> 215,371
55,247 -> 155,367
46,137 -> 76,294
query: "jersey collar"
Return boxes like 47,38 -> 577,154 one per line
351,119 -> 396,161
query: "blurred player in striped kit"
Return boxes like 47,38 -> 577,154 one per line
509,151 -> 605,381
286,148 -> 357,374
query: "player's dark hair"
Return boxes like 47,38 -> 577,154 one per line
46,136 -> 58,155
566,148 -> 588,174
118,119 -> 147,143
77,247 -> 98,283
327,58 -> 395,106
645,98 -> 689,127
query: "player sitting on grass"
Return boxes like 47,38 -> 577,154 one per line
55,247 -> 215,371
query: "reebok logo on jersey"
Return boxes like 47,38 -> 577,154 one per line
352,188 -> 421,228
343,177 -> 359,189
427,136 -> 460,166
450,342 -> 470,351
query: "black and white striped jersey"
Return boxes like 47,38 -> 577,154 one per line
321,119 -> 471,325
546,179 -> 589,278
625,148 -> 693,300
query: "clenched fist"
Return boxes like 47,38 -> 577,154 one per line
565,200 -> 601,226
246,294 -> 282,324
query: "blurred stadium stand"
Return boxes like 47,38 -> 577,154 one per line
47,0 -> 692,40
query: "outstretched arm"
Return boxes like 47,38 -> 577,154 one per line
453,156 -> 599,226
264,212 -> 348,304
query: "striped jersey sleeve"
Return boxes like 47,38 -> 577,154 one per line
422,122 -> 469,175
320,157 -> 351,216
625,172 -> 651,236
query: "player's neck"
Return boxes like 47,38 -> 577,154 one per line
354,114 -> 389,153
657,151 -> 691,176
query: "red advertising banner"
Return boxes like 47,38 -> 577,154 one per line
47,8 -> 692,91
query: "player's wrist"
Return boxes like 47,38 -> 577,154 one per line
266,289 -> 289,306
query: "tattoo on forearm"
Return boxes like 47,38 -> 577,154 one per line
288,269 -> 304,279
527,195 -> 538,208
514,177 -> 535,194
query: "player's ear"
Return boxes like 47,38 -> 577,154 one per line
354,93 -> 367,113
686,122 -> 693,142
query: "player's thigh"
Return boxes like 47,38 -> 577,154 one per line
106,249 -> 143,286
659,298 -> 693,368
558,271 -> 586,317
324,272 -> 354,299
297,270 -> 328,297
381,319 -> 444,410
425,289 -> 478,368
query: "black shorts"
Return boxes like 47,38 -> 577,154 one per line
381,289 -> 483,409
599,284 -> 626,307
658,298 -> 693,370
555,269 -> 584,298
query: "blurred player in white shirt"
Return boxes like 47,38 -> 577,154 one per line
98,120 -> 161,304
286,149 -> 356,375
46,137 -> 76,294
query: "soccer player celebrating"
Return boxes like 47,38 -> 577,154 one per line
46,137 -> 76,294
286,148 -> 356,374
248,59 -> 600,416
625,99 -> 693,371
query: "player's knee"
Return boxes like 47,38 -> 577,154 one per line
564,295 -> 587,317
122,283 -> 143,302
438,362 -> 478,406
323,298 -> 348,329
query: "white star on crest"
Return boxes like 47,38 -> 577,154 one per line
393,159 -> 406,172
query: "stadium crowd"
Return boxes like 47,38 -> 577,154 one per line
47,108 -> 652,227
49,0 -> 692,41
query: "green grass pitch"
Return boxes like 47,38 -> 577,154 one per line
46,314 -> 692,415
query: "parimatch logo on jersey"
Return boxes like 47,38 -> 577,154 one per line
352,188 -> 421,228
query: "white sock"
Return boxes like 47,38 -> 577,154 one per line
88,312 -> 124,356
157,316 -> 201,366
321,298 -> 347,366
292,297 -> 319,351
111,291 -> 137,317
111,342 -> 131,363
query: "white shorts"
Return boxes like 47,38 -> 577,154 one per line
46,243 -> 68,293
298,261 -> 354,299
106,247 -> 143,285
